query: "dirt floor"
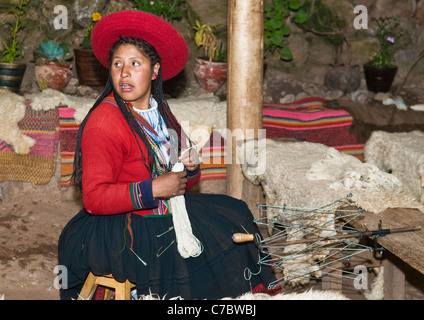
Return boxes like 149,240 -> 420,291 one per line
0,171 -> 81,300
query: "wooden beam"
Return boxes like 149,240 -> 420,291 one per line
226,0 -> 264,206
383,254 -> 406,300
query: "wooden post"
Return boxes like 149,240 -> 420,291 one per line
383,255 -> 406,300
226,0 -> 264,213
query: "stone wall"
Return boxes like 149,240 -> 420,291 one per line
1,0 -> 424,99
281,0 -> 424,90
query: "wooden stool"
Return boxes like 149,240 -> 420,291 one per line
78,271 -> 136,300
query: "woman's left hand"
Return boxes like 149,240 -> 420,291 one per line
180,147 -> 200,172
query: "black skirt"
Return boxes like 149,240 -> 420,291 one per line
58,193 -> 277,300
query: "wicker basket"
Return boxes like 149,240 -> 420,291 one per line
0,152 -> 56,184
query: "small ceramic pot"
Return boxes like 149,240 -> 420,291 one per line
35,62 -> 72,91
194,57 -> 227,92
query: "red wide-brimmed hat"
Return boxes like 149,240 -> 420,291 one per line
91,10 -> 188,81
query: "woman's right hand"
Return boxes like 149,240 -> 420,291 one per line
152,171 -> 187,198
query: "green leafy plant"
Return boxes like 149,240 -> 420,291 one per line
34,40 -> 73,65
1,0 -> 29,63
368,17 -> 404,68
132,0 -> 186,22
193,20 -> 226,62
264,0 -> 307,61
80,12 -> 102,50
214,42 -> 227,62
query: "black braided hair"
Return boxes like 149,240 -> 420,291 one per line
71,36 -> 189,189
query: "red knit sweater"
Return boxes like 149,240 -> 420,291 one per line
81,95 -> 200,216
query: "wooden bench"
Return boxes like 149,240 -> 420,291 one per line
345,207 -> 424,299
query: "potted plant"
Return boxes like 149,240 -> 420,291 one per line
193,20 -> 227,92
74,12 -> 109,86
33,39 -> 73,91
364,18 -> 403,93
0,0 -> 29,93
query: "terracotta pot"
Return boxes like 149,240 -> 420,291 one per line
74,48 -> 109,86
0,62 -> 26,93
194,57 -> 227,92
35,62 -> 72,91
363,63 -> 398,93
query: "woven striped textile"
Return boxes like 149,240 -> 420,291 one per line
263,97 -> 364,161
0,102 -> 59,184
58,97 -> 364,186
58,106 -> 78,187
199,131 -> 227,181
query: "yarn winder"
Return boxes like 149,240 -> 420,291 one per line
232,195 -> 422,290
233,222 -> 421,254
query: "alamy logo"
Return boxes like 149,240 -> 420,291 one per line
52,4 -> 369,33
353,5 -> 368,30
53,265 -> 68,289
53,5 -> 68,30
353,265 -> 368,289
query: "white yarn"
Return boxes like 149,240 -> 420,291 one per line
169,148 -> 203,259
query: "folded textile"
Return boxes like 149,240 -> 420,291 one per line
0,103 -> 59,184
58,106 -> 78,187
199,131 -> 227,181
264,97 -> 364,161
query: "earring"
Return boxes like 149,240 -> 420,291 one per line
153,74 -> 157,80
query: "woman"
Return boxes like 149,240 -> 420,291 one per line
58,10 -> 277,300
